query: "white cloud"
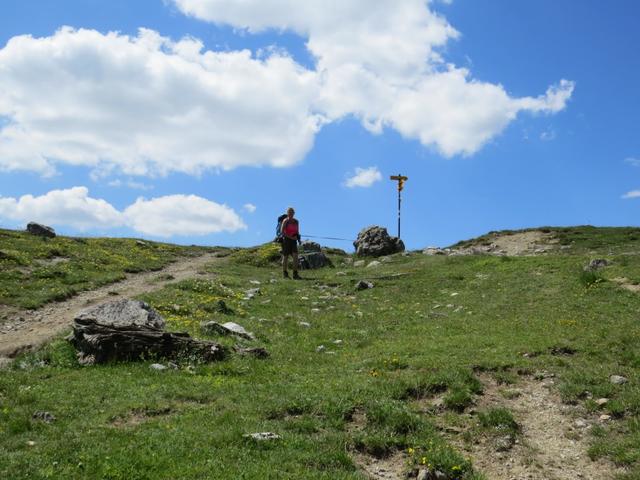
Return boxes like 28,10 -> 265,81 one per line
107,179 -> 154,191
124,195 -> 246,237
540,128 -> 556,142
344,167 -> 382,188
243,203 -> 257,213
0,187 -> 123,230
0,27 -> 322,176
625,157 -> 640,167
172,1 -> 574,157
0,3 -> 575,176
622,190 -> 640,199
0,187 -> 245,237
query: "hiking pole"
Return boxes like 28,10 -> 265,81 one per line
389,174 -> 408,238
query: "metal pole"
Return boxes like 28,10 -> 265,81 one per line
398,188 -> 401,238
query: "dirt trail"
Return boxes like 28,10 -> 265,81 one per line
0,252 -> 221,358
451,375 -> 624,480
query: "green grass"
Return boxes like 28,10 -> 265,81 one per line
0,228 -> 215,309
1,228 -> 640,478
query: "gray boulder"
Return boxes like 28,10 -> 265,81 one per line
69,299 -> 225,364
26,222 -> 56,238
75,299 -> 166,330
299,252 -> 331,269
353,225 -> 405,257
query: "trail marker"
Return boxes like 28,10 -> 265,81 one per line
389,174 -> 408,238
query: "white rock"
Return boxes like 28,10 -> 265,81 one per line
298,321 -> 311,328
366,261 -> 381,268
150,363 -> 167,371
610,375 -> 628,385
353,260 -> 365,267
243,432 -> 281,441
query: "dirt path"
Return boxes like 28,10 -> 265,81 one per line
451,375 -> 624,480
0,252 -> 221,358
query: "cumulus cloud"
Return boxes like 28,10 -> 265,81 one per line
0,187 -> 123,230
0,27 -> 322,176
243,203 -> 257,213
0,187 -> 245,237
622,190 -> 640,200
0,2 -> 575,176
344,167 -> 382,188
173,0 -> 575,157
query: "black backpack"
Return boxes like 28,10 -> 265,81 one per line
274,214 -> 287,243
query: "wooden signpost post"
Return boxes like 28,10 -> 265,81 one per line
389,174 -> 408,238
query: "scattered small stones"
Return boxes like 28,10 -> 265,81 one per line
316,345 -> 326,353
243,432 -> 281,442
32,411 -> 56,423
355,280 -> 374,291
610,375 -> 628,385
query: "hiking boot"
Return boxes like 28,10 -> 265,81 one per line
293,272 -> 301,280
283,271 -> 290,279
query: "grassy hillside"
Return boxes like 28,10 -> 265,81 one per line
1,229 -> 640,479
0,228 -> 212,309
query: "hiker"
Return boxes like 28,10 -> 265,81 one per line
280,207 -> 301,279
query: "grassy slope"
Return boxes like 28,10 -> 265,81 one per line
1,229 -> 640,479
0,228 -> 213,310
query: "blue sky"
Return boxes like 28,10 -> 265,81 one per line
0,0 -> 639,250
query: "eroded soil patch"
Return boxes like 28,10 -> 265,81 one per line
447,374 -> 623,480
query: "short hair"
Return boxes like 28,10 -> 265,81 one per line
287,207 -> 295,213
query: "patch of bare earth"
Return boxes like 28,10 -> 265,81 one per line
446,375 -> 624,480
348,409 -> 408,480
488,231 -> 558,256
110,407 -> 173,428
0,252 -> 222,358
612,277 -> 640,293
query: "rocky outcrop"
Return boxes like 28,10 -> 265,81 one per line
353,226 -> 405,257
68,299 -> 226,364
298,241 -> 332,269
27,222 -> 56,238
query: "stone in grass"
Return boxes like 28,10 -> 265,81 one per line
353,260 -> 365,267
595,398 -> 609,407
494,434 -> 516,452
233,345 -> 269,359
417,469 -> 446,480
243,288 -> 261,300
366,260 -> 381,268
585,258 -> 610,271
201,321 -> 255,341
32,411 -> 56,424
69,299 -> 225,364
355,280 -> 374,291
26,222 -> 56,238
150,363 -> 168,371
610,375 -> 628,385
243,432 -> 281,442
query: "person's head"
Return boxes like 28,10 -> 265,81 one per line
287,207 -> 295,218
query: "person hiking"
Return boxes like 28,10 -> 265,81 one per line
280,207 -> 301,279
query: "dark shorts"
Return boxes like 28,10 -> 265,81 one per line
281,237 -> 298,255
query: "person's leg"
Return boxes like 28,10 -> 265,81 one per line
292,252 -> 300,279
282,252 -> 289,277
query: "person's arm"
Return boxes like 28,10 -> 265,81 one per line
297,220 -> 301,243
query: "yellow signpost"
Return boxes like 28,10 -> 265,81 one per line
389,174 -> 408,238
